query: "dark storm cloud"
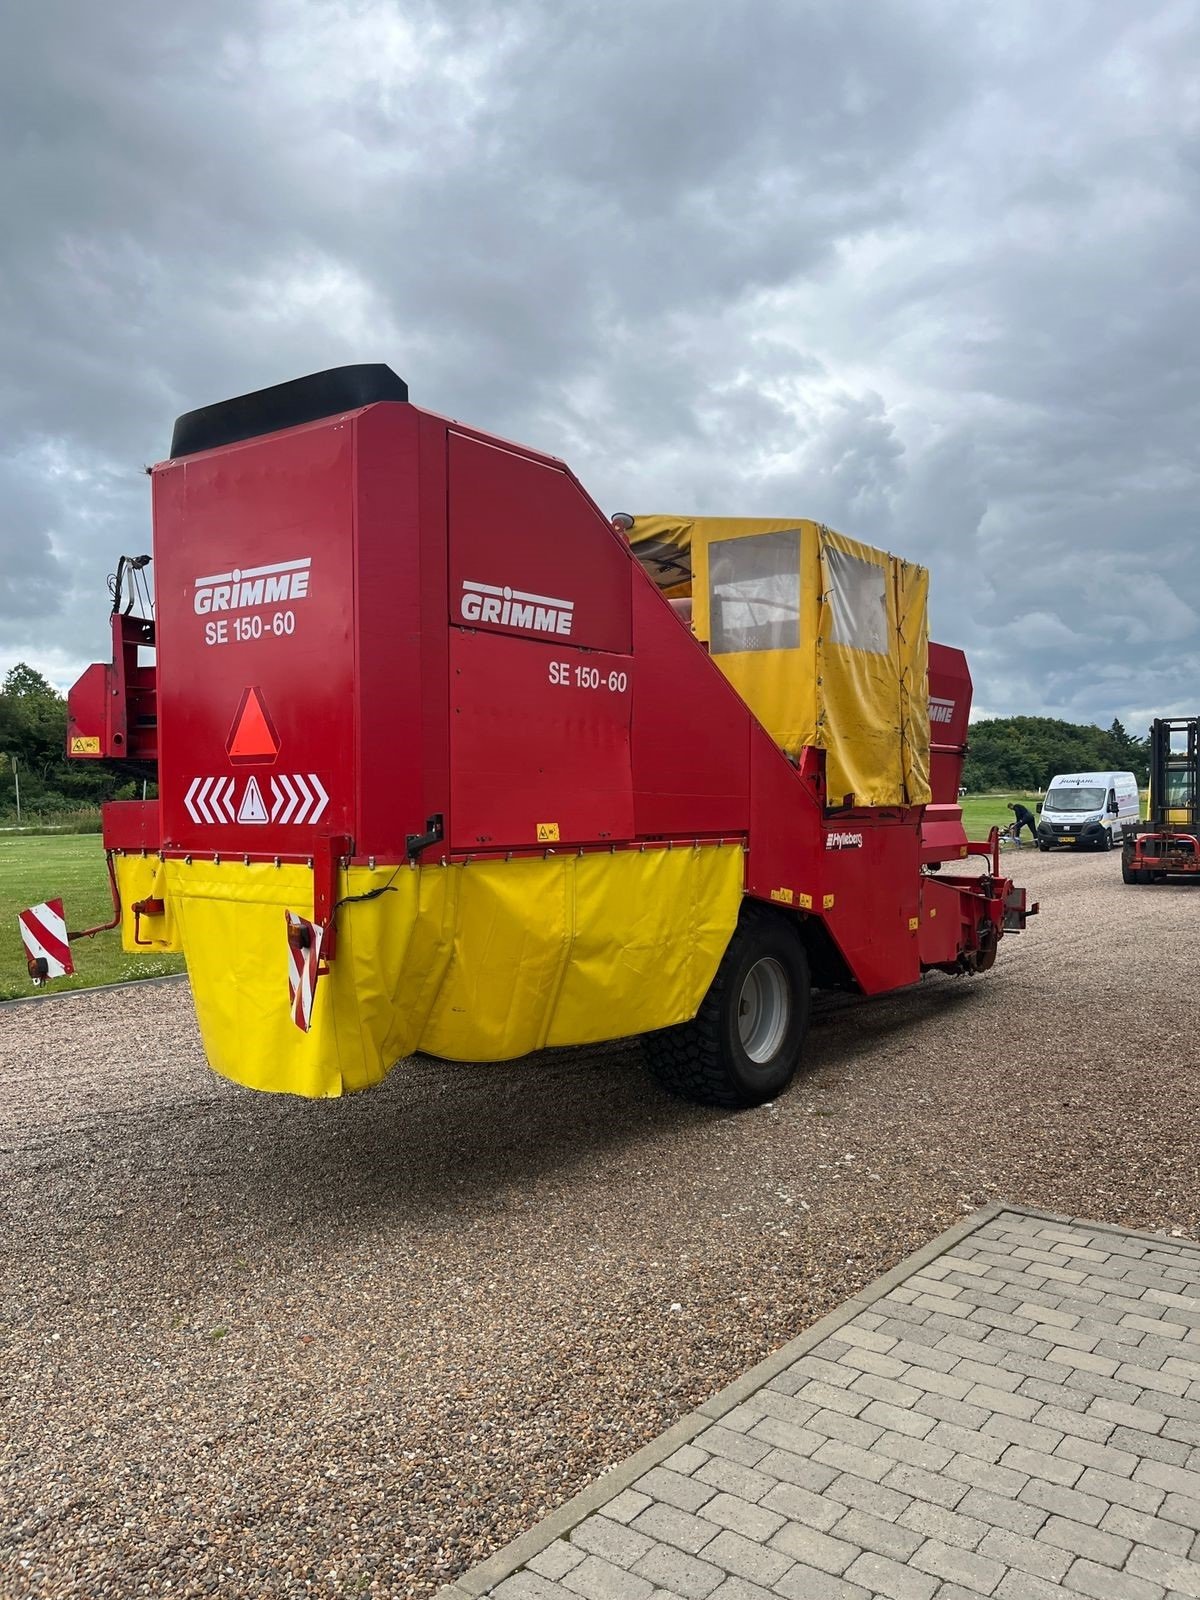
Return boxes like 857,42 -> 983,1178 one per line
1,0 -> 1197,731
0,450 -> 68,621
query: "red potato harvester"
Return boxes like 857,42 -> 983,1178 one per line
43,364 -> 1034,1105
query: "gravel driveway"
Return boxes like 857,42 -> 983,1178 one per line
2,848 -> 1197,1599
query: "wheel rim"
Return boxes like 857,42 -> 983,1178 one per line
737,957 -> 790,1063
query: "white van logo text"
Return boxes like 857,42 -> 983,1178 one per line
194,558 -> 311,615
461,580 -> 574,637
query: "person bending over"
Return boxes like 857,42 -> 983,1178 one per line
1008,802 -> 1038,842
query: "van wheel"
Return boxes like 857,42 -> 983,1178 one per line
643,904 -> 810,1108
1038,843 -> 1051,853
1100,829 -> 1112,852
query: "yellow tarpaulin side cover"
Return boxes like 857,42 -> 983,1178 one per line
622,516 -> 695,597
628,515 -> 931,808
895,556 -> 931,809
159,844 -> 743,1098
113,853 -> 182,953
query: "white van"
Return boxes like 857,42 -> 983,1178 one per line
1036,771 -> 1141,851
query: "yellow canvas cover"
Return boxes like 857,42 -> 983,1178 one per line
112,852 -> 182,952
894,554 -> 932,809
149,843 -> 743,1097
628,515 -> 930,808
621,516 -> 694,597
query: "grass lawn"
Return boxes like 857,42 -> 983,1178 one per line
960,792 -> 1042,838
0,834 -> 184,1002
961,789 -> 1148,842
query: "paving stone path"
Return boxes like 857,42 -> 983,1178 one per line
444,1207 -> 1200,1600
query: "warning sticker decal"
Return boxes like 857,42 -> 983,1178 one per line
237,776 -> 269,824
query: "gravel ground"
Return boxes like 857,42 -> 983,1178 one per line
2,847 -> 1198,1600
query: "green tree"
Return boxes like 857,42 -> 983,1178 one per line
2,664 -> 65,780
961,715 -> 1149,792
1097,718 -> 1148,776
0,662 -> 119,817
4,663 -> 58,699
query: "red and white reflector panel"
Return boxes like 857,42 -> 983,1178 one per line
285,911 -> 324,1032
18,899 -> 75,983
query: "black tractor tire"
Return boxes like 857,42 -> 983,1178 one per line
643,903 -> 811,1109
1121,857 -> 1136,883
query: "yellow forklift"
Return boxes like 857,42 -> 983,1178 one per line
1122,717 -> 1199,883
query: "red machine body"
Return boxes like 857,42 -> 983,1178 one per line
67,367 -> 1031,1091
67,612 -> 158,769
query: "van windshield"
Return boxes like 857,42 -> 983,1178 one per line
1045,786 -> 1105,813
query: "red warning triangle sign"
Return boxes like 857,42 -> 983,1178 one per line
226,687 -> 280,764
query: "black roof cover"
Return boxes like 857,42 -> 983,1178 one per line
169,364 -> 409,458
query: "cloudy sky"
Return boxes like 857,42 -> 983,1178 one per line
3,0 -> 1198,728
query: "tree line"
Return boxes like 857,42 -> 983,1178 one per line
961,716 -> 1149,792
0,663 -> 145,820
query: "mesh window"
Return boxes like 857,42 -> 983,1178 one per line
1167,768 -> 1194,807
826,546 -> 889,654
708,530 -> 801,654
631,536 -> 692,591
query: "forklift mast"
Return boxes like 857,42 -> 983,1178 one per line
1123,715 -> 1200,883
1148,717 -> 1199,828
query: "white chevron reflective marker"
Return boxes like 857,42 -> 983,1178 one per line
184,775 -> 237,825
184,774 -> 328,826
270,773 -> 328,825
272,772 -> 299,824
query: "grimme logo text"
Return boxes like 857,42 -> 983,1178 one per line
930,697 -> 955,725
460,580 -> 575,637
194,558 -> 311,615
